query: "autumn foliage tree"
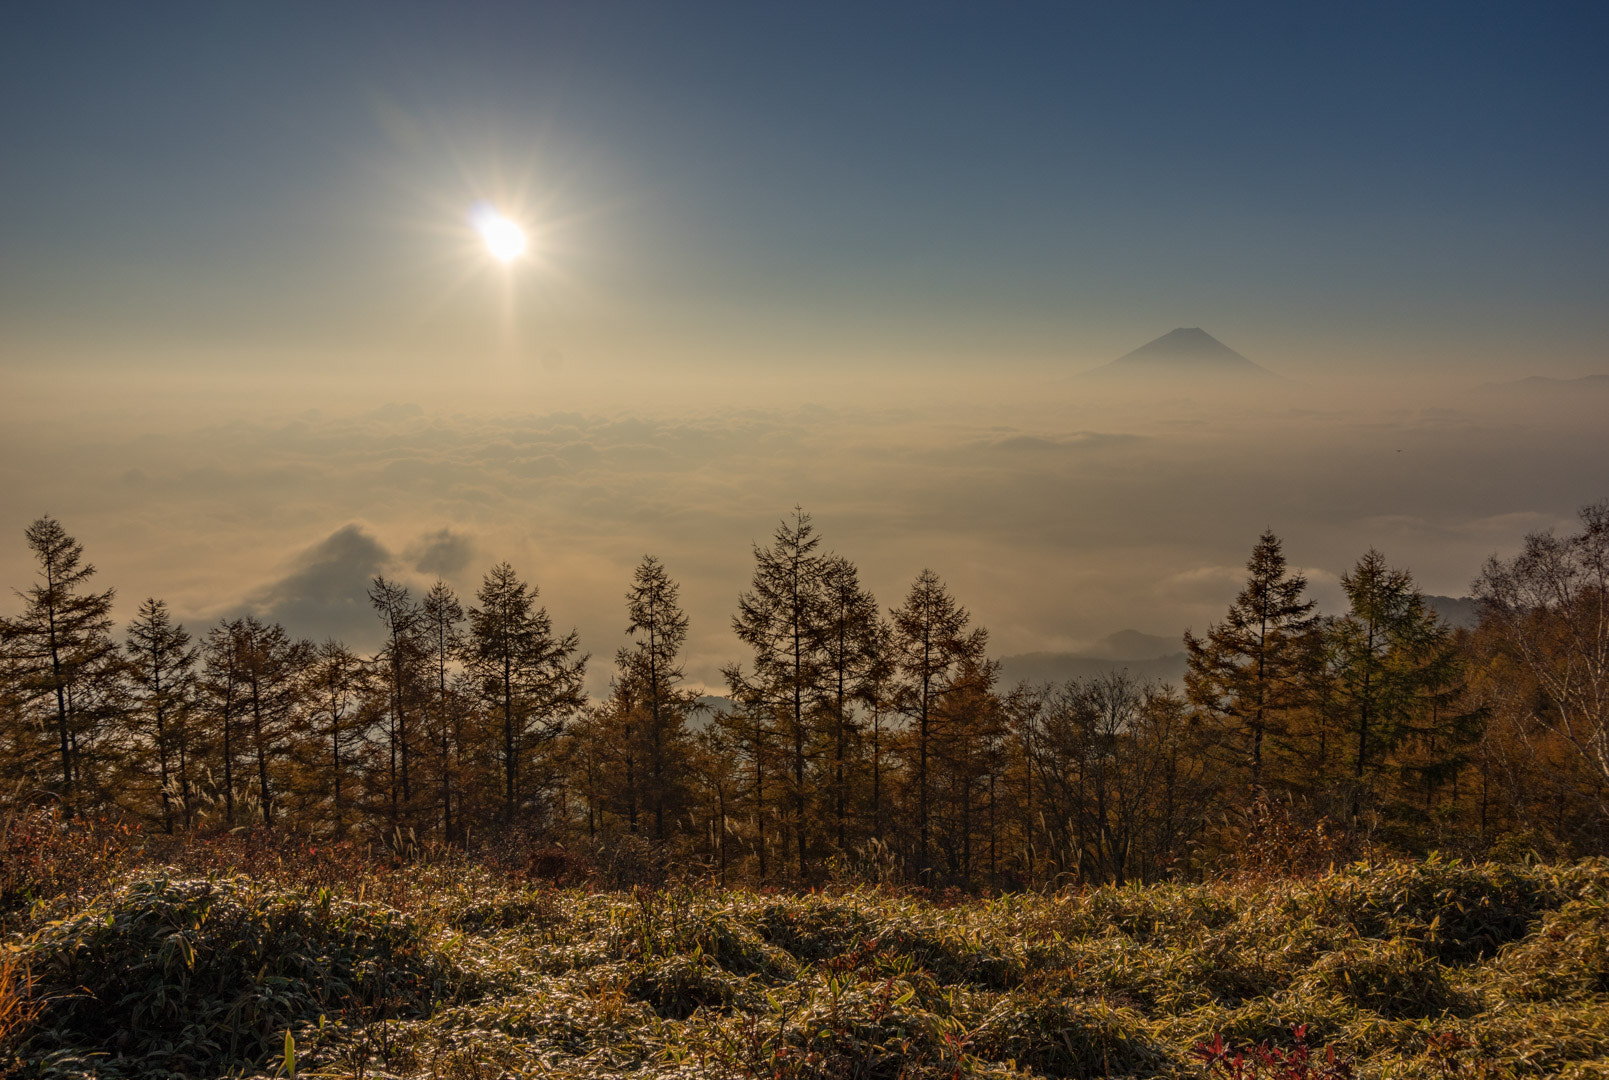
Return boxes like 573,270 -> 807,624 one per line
619,555 -> 695,841
123,597 -> 197,832
0,516 -> 118,812
728,510 -> 827,880
1475,501 -> 1609,836
889,568 -> 988,883
465,562 -> 586,826
4,503 -> 1609,883
1185,531 -> 1317,792
1330,550 -> 1456,822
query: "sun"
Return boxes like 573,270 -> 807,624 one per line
473,207 -> 527,262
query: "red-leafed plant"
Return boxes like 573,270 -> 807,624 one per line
1193,1026 -> 1354,1079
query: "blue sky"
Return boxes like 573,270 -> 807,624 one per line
3,2 -> 1605,375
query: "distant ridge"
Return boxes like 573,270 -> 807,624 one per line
1086,328 -> 1272,378
1486,373 -> 1609,391
997,629 -> 1187,688
1426,595 -> 1480,630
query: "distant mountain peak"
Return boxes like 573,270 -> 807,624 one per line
1087,328 -> 1271,377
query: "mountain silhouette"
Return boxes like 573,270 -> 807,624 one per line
1086,328 -> 1272,377
996,628 -> 1188,688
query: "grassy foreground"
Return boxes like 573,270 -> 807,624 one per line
2,833 -> 1606,1078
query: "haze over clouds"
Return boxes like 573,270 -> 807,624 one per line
4,367 -> 1602,695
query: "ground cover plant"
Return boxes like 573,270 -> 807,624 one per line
3,814 -> 1609,1075
2,815 -> 1606,1079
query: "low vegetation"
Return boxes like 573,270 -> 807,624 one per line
3,814 -> 1606,1079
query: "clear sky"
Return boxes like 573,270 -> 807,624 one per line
2,4 -> 1606,690
3,2 -> 1606,377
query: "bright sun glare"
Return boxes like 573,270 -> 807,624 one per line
474,209 -> 527,262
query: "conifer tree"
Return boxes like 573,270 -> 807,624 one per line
931,655 -> 1002,883
306,639 -> 366,839
420,580 -> 465,842
689,724 -> 740,883
1,517 -> 118,812
1184,531 -> 1317,791
1028,673 -> 1210,885
596,676 -> 644,833
817,555 -> 881,854
466,562 -> 586,825
863,618 -> 896,845
889,569 -> 987,881
713,693 -> 777,881
369,575 -> 421,828
1331,549 -> 1448,821
232,615 -> 310,826
20,507 -> 1609,871
200,620 -> 245,824
619,555 -> 692,842
124,597 -> 198,832
729,510 -> 826,880
1004,683 -> 1045,881
563,703 -> 610,841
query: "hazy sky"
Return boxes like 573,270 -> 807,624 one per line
2,4 -> 1606,693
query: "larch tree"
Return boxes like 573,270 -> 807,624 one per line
306,639 -> 366,839
1331,549 -> 1447,822
420,580 -> 465,842
713,688 -> 777,881
1385,605 -> 1477,824
689,724 -> 740,884
1004,682 -> 1045,881
863,618 -> 896,845
563,698 -> 614,840
124,597 -> 198,832
729,510 -> 826,881
232,616 -> 311,826
1184,531 -> 1317,792
201,620 -> 245,824
369,575 -> 421,829
619,555 -> 692,842
889,568 -> 987,882
930,654 -> 1002,884
466,562 -> 586,825
817,554 -> 882,854
597,676 -> 644,833
1,517 -> 118,812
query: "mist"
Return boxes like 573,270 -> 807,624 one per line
5,357 -> 1602,696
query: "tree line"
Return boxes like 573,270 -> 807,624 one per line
2,503 -> 1605,886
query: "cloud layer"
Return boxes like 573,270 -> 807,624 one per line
1,376 -> 1604,695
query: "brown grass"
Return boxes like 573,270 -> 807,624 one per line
0,948 -> 43,1065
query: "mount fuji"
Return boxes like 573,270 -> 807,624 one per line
1085,328 -> 1273,378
